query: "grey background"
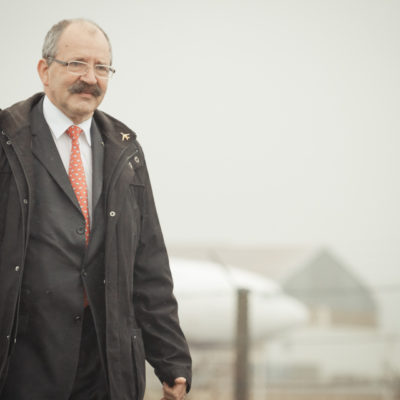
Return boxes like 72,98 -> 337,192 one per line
1,0 -> 399,322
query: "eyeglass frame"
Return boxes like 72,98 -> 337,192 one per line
46,57 -> 116,79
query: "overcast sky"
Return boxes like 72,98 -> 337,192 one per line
1,0 -> 399,292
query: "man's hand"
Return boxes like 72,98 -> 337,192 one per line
161,377 -> 187,400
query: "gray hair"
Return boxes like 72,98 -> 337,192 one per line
42,18 -> 112,65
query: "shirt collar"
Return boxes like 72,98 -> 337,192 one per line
43,95 -> 92,146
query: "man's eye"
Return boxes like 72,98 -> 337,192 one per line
96,65 -> 108,72
69,61 -> 83,68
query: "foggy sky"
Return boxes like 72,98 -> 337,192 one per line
1,0 -> 399,291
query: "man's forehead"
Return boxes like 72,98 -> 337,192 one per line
60,22 -> 106,43
57,22 -> 111,59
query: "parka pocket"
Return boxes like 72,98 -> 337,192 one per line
131,328 -> 146,400
129,182 -> 145,211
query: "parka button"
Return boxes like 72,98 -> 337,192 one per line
6,140 -> 11,145
76,226 -> 85,234
23,199 -> 28,204
134,156 -> 140,164
81,270 -> 87,277
109,211 -> 116,217
15,266 -> 20,272
74,315 -> 81,322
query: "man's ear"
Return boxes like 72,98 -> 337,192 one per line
37,59 -> 50,86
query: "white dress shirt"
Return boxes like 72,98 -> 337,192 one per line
42,95 -> 93,222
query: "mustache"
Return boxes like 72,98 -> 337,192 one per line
68,81 -> 102,97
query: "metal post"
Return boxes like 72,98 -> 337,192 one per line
235,288 -> 250,400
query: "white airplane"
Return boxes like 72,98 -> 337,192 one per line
170,258 -> 309,347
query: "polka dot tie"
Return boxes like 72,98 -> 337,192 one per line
66,125 -> 90,245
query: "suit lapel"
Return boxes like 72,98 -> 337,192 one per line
30,100 -> 82,213
91,119 -> 104,213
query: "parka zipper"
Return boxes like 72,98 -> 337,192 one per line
0,130 -> 32,374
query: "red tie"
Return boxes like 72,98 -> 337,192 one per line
66,125 -> 90,307
66,125 -> 90,245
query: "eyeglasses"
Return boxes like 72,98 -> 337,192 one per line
48,58 -> 116,79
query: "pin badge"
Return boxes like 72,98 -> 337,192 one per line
120,132 -> 130,141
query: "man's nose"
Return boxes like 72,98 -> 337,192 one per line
80,66 -> 97,84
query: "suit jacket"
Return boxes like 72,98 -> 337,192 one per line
0,93 -> 192,400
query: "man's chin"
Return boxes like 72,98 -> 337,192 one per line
67,102 -> 97,123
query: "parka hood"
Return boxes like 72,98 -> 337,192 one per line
0,93 -> 44,138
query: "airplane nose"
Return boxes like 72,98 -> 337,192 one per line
169,258 -> 309,345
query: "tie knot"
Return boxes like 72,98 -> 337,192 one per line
66,125 -> 83,141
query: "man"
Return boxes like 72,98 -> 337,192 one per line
0,19 -> 191,400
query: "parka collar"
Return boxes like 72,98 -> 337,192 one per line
1,92 -> 138,142
93,108 -> 137,144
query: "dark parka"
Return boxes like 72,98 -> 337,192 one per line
0,93 -> 192,399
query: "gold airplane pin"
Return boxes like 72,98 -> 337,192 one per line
120,132 -> 130,141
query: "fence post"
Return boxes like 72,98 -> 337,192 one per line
235,288 -> 250,400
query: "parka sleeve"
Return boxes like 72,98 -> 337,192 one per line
131,145 -> 192,391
